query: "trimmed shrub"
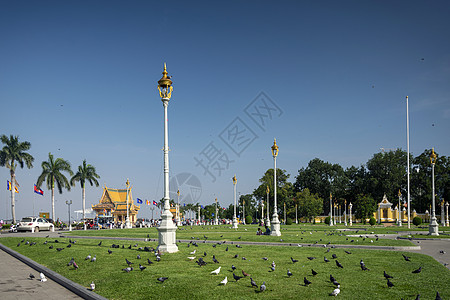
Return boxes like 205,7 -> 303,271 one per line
324,216 -> 331,225
286,218 -> 293,225
413,216 -> 422,226
369,217 -> 376,226
245,215 -> 253,225
2,224 -> 11,230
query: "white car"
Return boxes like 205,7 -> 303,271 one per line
17,217 -> 54,232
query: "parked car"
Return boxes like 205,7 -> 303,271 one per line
17,217 -> 54,232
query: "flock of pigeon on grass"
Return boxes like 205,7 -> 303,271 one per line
15,232 -> 446,299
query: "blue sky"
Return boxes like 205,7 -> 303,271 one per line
1,1 -> 449,221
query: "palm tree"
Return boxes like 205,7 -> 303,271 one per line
70,160 -> 100,230
0,135 -> 34,223
36,153 -> 73,221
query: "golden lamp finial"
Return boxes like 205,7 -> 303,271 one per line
430,148 -> 437,165
266,185 -> 270,194
271,138 -> 279,157
158,63 -> 173,99
232,175 -> 237,185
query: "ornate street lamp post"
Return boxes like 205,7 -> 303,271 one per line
215,198 -> 218,225
66,200 -> 72,231
445,201 -> 449,227
329,193 -> 333,226
176,189 -> 181,226
270,139 -> 281,236
266,185 -> 270,227
349,202 -> 353,226
441,199 -> 445,227
295,203 -> 298,224
261,200 -> 264,225
232,175 -> 238,229
429,148 -> 439,236
125,178 -> 131,229
156,64 -> 178,252
344,200 -> 347,226
398,190 -> 402,227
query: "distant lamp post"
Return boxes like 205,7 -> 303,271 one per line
329,193 -> 333,226
428,148 -> 439,236
176,189 -> 181,226
349,202 -> 353,226
266,185 -> 270,227
270,139 -> 281,236
125,179 -> 131,229
156,64 -> 178,252
344,200 -> 347,226
441,199 -> 445,227
445,201 -> 449,227
65,200 -> 72,231
295,203 -> 298,224
398,190 -> 402,227
232,175 -> 238,229
215,198 -> 218,225
243,199 -> 246,225
261,200 -> 264,225
283,202 -> 286,225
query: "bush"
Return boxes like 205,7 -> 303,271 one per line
286,218 -> 293,225
245,215 -> 252,225
369,217 -> 376,226
413,217 -> 422,226
324,216 -> 331,225
2,224 -> 11,230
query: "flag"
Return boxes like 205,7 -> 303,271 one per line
183,203 -> 186,207
146,200 -> 150,205
212,213 -> 214,216
34,184 -> 44,196
137,198 -> 143,204
201,205 -> 204,209
7,181 -> 19,193
153,200 -> 158,206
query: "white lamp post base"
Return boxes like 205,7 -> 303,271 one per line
232,216 -> 238,229
125,217 -> 132,229
265,218 -> 271,227
157,205 -> 178,253
428,217 -> 439,236
270,213 -> 281,236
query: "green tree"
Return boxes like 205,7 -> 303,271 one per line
294,158 -> 347,215
0,135 -> 34,223
239,194 -> 256,224
354,194 -> 376,223
36,153 -> 73,221
70,159 -> 100,229
366,149 -> 409,204
296,188 -> 323,222
253,168 -> 293,216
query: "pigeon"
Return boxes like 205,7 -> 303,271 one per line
361,264 -> 369,271
85,254 -> 91,260
73,261 -> 79,270
304,277 -> 312,286
137,255 -> 141,260
225,247 -> 228,251
157,277 -> 168,283
307,257 -> 316,260
187,256 -> 196,261
190,249 -> 196,255
49,246 -> 53,249
336,260 -> 343,268
211,266 -> 221,275
213,255 -> 219,263
415,295 -> 420,300
122,267 -> 133,273
251,277 -> 258,288
291,257 -> 298,263
233,273 -> 243,281
242,270 -> 250,277
262,257 -> 268,261
234,254 -> 239,258
412,267 -> 422,274
270,266 -> 275,272
139,264 -> 146,271
436,291 -> 442,300
345,250 -> 352,254
28,273 -> 35,280
324,257 -> 330,263
56,248 -> 64,251
204,252 -> 207,257
91,255 -> 96,262
156,256 -> 161,262
311,269 -> 318,276
287,269 -> 293,277
331,254 -> 337,259
330,275 -> 336,283
271,261 -> 276,268
67,257 -> 74,266
147,259 -> 153,265
332,280 -> 340,286
260,281 -> 266,292
40,273 -> 47,282
231,265 -> 236,271
220,277 -> 228,285
126,259 -> 133,266
90,281 -> 95,291
383,271 -> 393,279
330,285 -> 340,296
98,241 -> 102,246
66,244 -> 72,248
387,279 -> 394,287
17,243 -> 21,247
402,254 -> 411,261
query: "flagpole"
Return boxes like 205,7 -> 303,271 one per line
406,96 -> 411,229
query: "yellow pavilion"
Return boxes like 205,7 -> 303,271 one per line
92,185 -> 140,224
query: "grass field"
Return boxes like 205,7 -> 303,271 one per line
63,225 -> 418,247
1,235 -> 448,300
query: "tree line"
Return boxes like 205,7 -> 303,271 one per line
0,134 -> 100,224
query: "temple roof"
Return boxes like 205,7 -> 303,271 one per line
378,194 -> 393,208
92,185 -> 140,213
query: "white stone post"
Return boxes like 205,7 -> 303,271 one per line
429,149 -> 439,236
270,139 -> 281,236
266,186 -> 270,227
232,175 -> 238,229
349,202 -> 353,226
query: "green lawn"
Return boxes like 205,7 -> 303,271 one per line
63,225 -> 415,247
1,236 -> 448,299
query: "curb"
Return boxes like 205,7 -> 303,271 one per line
62,235 -> 421,251
0,242 -> 108,300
